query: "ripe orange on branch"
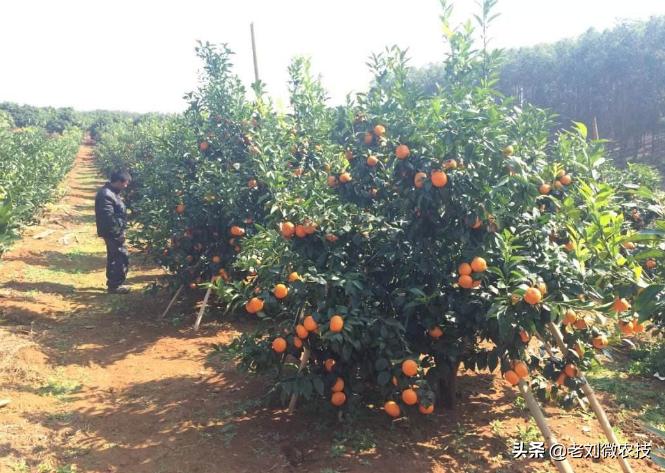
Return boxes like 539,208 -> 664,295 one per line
329,315 -> 344,333
429,326 -> 443,339
280,221 -> 296,239
331,391 -> 346,406
458,263 -> 472,276
564,364 -> 578,378
402,359 -> 418,377
513,361 -> 529,379
419,404 -> 434,415
384,401 -> 401,418
539,183 -> 551,195
230,225 -> 245,236
470,257 -> 487,273
431,170 -> 448,188
504,370 -> 520,386
402,388 -> 418,405
395,144 -> 410,160
373,124 -> 386,137
332,377 -> 345,393
245,297 -> 264,314
563,309 -> 577,325
272,337 -> 287,353
458,275 -> 474,289
295,225 -> 307,238
414,172 -> 427,188
303,315 -> 318,332
273,284 -> 289,299
295,324 -> 308,339
524,287 -> 542,305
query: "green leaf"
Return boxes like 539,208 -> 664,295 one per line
377,371 -> 391,386
374,358 -> 390,371
572,121 -> 587,140
313,377 -> 324,396
634,284 -> 665,321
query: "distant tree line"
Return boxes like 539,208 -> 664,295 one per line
0,102 -> 151,139
411,16 -> 665,175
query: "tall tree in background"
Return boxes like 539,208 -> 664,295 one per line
413,16 -> 665,175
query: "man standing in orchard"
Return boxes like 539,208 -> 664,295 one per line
95,170 -> 131,294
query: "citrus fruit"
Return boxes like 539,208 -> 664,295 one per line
384,401 -> 401,418
330,315 -> 344,333
431,170 -> 448,187
402,388 -> 418,405
402,359 -> 418,377
273,284 -> 288,299
272,337 -> 287,353
395,144 -> 410,160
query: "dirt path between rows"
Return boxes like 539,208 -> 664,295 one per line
0,143 -> 662,473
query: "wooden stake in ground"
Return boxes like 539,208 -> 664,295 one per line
518,380 -> 576,473
287,346 -> 311,414
193,278 -> 215,331
159,285 -> 183,320
546,322 -> 633,473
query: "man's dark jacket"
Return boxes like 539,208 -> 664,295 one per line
95,183 -> 127,239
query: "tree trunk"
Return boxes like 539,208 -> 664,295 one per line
438,358 -> 461,409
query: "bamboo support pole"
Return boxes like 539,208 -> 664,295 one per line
287,346 -> 311,414
250,22 -> 260,83
547,322 -> 633,473
534,333 -> 588,410
592,116 -> 600,140
193,277 -> 215,331
159,284 -> 183,319
518,380 -> 576,473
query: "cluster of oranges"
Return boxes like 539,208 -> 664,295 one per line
457,257 -> 487,289
383,359 -> 434,417
503,360 -> 530,386
612,297 -> 646,335
272,314 -> 320,353
414,169 -> 449,189
269,314 -> 349,406
279,220 -> 317,239
539,169 -> 573,195
555,363 -> 579,387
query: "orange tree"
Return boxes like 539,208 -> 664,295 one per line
96,42 -> 272,292
226,0 -> 665,415
93,1 -> 665,415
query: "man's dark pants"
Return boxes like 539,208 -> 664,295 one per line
103,237 -> 129,290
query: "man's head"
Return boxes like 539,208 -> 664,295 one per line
109,170 -> 132,192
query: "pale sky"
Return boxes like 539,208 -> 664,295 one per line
1,1 -> 663,113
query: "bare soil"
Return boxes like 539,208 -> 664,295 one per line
0,144 -> 663,473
